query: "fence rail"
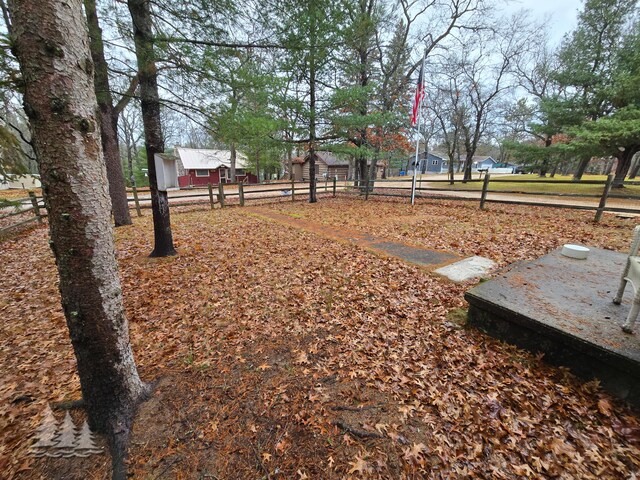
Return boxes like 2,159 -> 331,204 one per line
348,173 -> 640,222
5,174 -> 635,236
0,191 -> 44,236
124,175 -> 639,222
125,178 -> 340,214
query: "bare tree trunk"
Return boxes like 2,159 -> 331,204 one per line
538,158 -> 549,177
128,0 -> 176,257
127,144 -> 135,186
629,153 -> 640,179
84,0 -> 131,227
572,155 -> 591,181
120,114 -> 137,185
463,152 -> 473,182
308,0 -> 317,203
255,148 -> 260,182
287,136 -> 293,180
8,0 -> 149,477
230,142 -> 236,182
613,147 -> 640,188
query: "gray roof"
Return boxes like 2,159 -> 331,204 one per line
472,156 -> 496,163
305,151 -> 350,167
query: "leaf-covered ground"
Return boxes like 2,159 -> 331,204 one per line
1,197 -> 640,479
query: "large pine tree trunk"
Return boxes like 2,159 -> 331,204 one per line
84,0 -> 131,227
127,0 -> 176,257
613,147 -> 640,188
8,0 -> 149,476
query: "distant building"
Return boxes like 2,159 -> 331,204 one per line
291,156 -> 305,182
407,152 -> 448,174
471,156 -> 497,171
174,147 -> 258,187
298,152 -> 351,180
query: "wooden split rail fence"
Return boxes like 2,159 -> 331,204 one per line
5,175 -> 633,234
126,178 -> 340,215
0,191 -> 45,236
351,174 -> 640,222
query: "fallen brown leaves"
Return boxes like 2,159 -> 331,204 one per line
1,197 -> 639,479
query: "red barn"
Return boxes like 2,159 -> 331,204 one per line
175,147 -> 258,187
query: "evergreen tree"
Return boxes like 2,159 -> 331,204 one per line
552,0 -> 638,181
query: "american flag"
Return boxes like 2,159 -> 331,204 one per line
410,61 -> 425,126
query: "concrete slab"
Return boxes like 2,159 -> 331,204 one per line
465,248 -> 640,406
369,241 -> 457,268
434,256 -> 496,282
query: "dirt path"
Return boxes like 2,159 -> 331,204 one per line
247,207 -> 459,269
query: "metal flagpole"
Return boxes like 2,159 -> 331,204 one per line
410,113 -> 421,205
410,51 -> 427,206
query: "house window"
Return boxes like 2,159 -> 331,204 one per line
195,169 -> 209,177
236,169 -> 245,175
432,160 -> 438,165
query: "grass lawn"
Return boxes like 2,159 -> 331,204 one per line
2,197 -> 640,478
424,174 -> 640,197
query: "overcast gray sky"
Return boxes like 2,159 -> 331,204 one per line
500,0 -> 583,44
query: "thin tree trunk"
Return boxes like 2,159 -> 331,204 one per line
629,153 -> 640,179
128,0 -> 176,257
448,157 -> 455,184
84,0 -> 131,227
230,142 -> 236,182
538,158 -> 549,177
308,0 -> 317,203
287,136 -> 293,180
255,148 -> 260,182
8,0 -> 149,477
127,144 -> 135,186
463,153 -> 473,182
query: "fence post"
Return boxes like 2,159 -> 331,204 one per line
291,179 -> 295,202
28,191 -> 42,223
208,183 -> 215,209
132,186 -> 142,217
479,173 -> 491,210
332,176 -> 337,197
239,182 -> 245,207
217,183 -> 225,208
595,174 -> 614,222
